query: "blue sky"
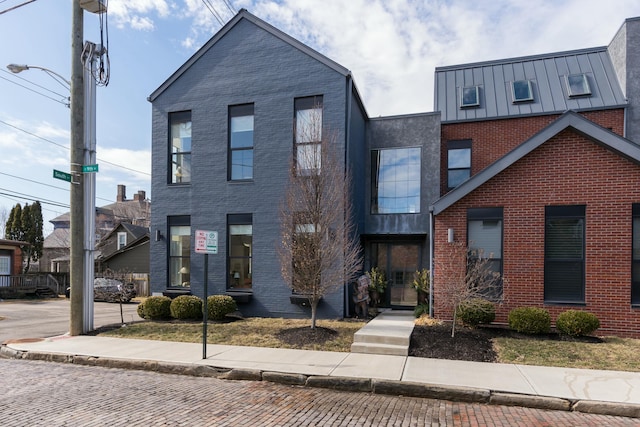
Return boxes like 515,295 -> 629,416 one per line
1,0 -> 640,235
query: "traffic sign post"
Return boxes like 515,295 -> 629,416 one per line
196,230 -> 218,359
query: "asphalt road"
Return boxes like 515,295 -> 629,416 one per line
0,298 -> 140,342
1,358 -> 637,427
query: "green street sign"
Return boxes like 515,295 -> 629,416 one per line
53,169 -> 72,182
82,164 -> 99,173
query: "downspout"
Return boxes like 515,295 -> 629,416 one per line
344,74 -> 354,318
429,208 -> 434,317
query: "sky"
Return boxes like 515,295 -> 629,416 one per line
1,0 -> 640,236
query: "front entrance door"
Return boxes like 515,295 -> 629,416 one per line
373,243 -> 420,308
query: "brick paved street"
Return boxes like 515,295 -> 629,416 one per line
0,358 -> 637,426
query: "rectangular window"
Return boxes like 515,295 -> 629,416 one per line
229,104 -> 254,180
228,214 -> 252,290
0,255 -> 10,275
117,232 -> 127,250
468,207 -> 503,298
461,86 -> 480,108
169,111 -> 192,184
447,139 -> 472,189
295,96 -> 323,174
168,216 -> 190,288
512,80 -> 533,102
632,204 -> 640,305
544,205 -> 585,303
371,147 -> 421,214
566,74 -> 591,97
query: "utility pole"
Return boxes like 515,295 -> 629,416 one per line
69,0 -> 85,336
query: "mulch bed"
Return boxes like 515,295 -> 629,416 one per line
276,326 -> 338,346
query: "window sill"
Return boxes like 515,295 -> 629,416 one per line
543,301 -> 586,306
226,290 -> 252,304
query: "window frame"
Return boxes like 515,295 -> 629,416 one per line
544,205 -> 586,304
511,80 -> 534,103
632,204 -> 640,305
370,147 -> 421,214
117,232 -> 127,250
228,103 -> 254,181
566,74 -> 592,97
460,86 -> 480,108
227,214 -> 253,291
168,111 -> 192,185
447,139 -> 472,190
294,95 -> 323,175
168,216 -> 191,289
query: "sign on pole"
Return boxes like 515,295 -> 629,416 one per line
82,164 -> 99,173
53,169 -> 72,182
195,230 -> 218,254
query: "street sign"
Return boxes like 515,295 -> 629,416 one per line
82,164 -> 99,173
195,230 -> 218,254
53,169 -> 72,182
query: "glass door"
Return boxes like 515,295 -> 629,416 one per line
373,243 -> 420,308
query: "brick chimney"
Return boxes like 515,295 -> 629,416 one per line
133,190 -> 146,201
117,184 -> 126,202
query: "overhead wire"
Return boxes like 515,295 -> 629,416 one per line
0,73 -> 69,108
201,0 -> 225,26
0,171 -> 114,204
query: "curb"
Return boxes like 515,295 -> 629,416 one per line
2,344 -> 639,419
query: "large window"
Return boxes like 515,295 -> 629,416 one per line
447,140 -> 471,189
468,208 -> 503,298
169,216 -> 190,288
295,96 -> 323,174
633,204 -> 640,305
228,214 -> 252,290
544,205 -> 585,303
169,111 -> 192,184
229,104 -> 254,180
371,147 -> 421,214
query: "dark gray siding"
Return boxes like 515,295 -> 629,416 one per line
150,18 -> 349,318
365,113 -> 441,235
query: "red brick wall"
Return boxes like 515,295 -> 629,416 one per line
434,126 -> 640,337
440,110 -> 626,195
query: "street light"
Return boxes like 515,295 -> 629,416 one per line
7,63 -> 71,107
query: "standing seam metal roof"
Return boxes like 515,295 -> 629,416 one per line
435,47 -> 628,122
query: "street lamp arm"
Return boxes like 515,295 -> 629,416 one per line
6,63 -> 71,90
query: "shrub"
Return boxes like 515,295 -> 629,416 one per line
170,295 -> 203,320
556,310 -> 600,337
414,303 -> 430,318
139,296 -> 172,320
207,295 -> 237,320
456,298 -> 495,326
508,307 -> 551,334
136,302 -> 145,319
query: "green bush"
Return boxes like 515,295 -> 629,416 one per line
456,298 -> 495,326
414,303 -> 430,318
508,307 -> 551,334
139,296 -> 172,320
170,295 -> 203,320
207,295 -> 237,320
556,310 -> 600,337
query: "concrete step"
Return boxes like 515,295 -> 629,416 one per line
350,310 -> 415,356
350,342 -> 408,356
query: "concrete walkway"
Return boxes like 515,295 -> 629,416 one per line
2,314 -> 640,419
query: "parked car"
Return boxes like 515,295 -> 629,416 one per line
65,278 -> 137,303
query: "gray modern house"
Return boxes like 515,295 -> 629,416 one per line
148,9 -> 440,318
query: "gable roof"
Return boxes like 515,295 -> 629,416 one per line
431,111 -> 640,215
101,222 -> 149,242
435,47 -> 628,123
148,9 -> 351,103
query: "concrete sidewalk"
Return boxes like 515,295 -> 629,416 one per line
2,316 -> 640,419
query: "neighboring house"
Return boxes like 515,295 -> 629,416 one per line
0,239 -> 27,286
39,184 -> 151,274
149,9 -> 640,336
96,222 -> 150,274
432,18 -> 640,337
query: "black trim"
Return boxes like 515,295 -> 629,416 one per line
467,207 -> 503,220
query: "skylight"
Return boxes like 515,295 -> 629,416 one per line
460,86 -> 480,108
511,80 -> 533,102
566,74 -> 591,97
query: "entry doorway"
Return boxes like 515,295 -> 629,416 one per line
372,243 -> 420,308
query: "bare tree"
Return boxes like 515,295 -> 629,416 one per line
278,107 -> 362,329
437,241 -> 503,337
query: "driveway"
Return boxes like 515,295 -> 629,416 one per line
0,298 -> 141,343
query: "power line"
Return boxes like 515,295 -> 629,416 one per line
201,0 -> 225,26
1,68 -> 70,99
0,0 -> 37,15
0,119 -> 151,176
0,74 -> 69,107
0,187 -> 69,208
0,171 -> 114,204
